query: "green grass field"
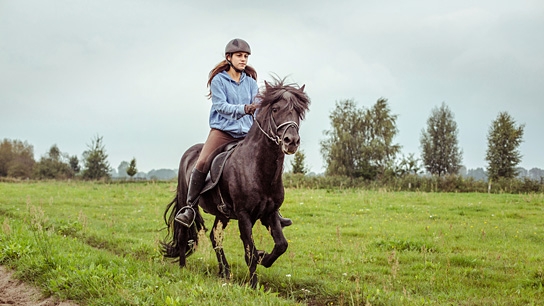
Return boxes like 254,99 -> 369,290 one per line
1,181 -> 543,305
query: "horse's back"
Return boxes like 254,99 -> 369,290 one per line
178,143 -> 203,182
183,143 -> 202,162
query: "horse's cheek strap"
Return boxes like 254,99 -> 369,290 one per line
253,113 -> 299,147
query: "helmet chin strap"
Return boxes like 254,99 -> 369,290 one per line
226,54 -> 244,73
227,60 -> 244,73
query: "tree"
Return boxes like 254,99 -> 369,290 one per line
320,98 -> 400,179
81,135 -> 111,180
485,112 -> 524,180
467,167 -> 487,181
0,139 -> 35,178
290,150 -> 307,174
420,102 -> 462,176
395,153 -> 422,177
365,98 -> 401,176
126,158 -> 138,178
117,161 -> 129,177
69,155 -> 80,174
516,167 -> 527,179
321,99 -> 368,178
528,168 -> 544,182
33,144 -> 74,179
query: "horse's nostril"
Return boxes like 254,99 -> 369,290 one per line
284,136 -> 300,147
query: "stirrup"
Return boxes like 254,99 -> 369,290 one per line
174,206 -> 196,227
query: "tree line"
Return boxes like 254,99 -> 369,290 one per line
0,135 -> 137,181
2,97 -> 542,191
314,98 -> 528,181
289,98 -> 541,184
284,98 -> 542,193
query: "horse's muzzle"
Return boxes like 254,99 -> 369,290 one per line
281,135 -> 300,155
283,147 -> 298,155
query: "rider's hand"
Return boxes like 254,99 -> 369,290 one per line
244,104 -> 257,115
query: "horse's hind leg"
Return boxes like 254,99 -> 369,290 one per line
210,216 -> 230,279
177,225 -> 189,267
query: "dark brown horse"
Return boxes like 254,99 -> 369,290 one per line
162,77 -> 310,288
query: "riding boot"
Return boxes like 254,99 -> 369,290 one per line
278,211 -> 292,228
175,168 -> 207,227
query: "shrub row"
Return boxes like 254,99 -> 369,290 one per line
3,174 -> 542,194
283,173 -> 543,193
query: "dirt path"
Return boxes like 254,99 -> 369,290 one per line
0,266 -> 78,306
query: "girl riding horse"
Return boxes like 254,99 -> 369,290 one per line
174,38 -> 291,228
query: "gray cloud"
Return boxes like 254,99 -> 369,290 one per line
1,0 -> 542,172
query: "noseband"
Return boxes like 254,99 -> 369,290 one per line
253,112 -> 299,146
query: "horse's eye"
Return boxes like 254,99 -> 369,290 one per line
272,107 -> 278,113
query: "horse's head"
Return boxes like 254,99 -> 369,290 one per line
254,77 -> 310,155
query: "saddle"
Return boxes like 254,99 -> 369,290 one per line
200,141 -> 239,195
197,141 -> 239,217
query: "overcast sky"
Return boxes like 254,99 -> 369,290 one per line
1,0 -> 543,174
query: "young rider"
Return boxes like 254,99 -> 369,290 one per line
175,38 -> 292,228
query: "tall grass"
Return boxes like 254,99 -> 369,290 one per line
1,181 -> 543,305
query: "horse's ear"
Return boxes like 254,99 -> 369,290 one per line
300,84 -> 305,92
264,80 -> 272,91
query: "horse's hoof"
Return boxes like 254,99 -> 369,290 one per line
218,271 -> 231,279
249,278 -> 258,289
279,217 -> 292,228
257,250 -> 270,266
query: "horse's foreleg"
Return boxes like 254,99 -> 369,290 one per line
211,217 -> 230,279
237,214 -> 259,288
260,213 -> 288,268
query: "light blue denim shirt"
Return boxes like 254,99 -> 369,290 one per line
209,71 -> 258,138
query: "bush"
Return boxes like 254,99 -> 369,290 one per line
282,173 -> 543,193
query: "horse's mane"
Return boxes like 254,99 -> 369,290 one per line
256,76 -> 310,120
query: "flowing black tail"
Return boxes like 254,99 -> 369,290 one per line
160,194 -> 206,266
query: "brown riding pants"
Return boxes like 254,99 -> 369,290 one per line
195,129 -> 239,172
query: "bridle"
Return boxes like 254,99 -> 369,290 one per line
253,111 -> 299,146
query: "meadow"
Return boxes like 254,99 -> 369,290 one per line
1,181 -> 543,305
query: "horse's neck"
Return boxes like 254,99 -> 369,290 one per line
238,127 -> 284,184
